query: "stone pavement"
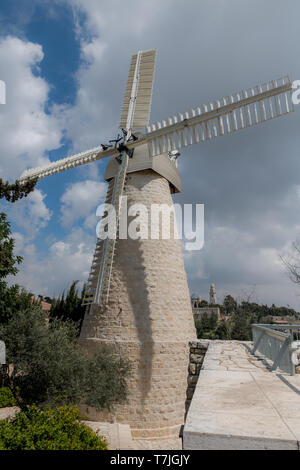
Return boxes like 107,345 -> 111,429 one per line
183,340 -> 300,450
83,421 -> 182,450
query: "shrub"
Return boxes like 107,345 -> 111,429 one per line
0,404 -> 107,450
0,308 -> 131,411
0,387 -> 17,408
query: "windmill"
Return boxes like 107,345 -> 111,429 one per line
18,49 -> 294,438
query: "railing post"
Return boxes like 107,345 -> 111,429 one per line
252,327 -> 265,354
271,337 -> 290,372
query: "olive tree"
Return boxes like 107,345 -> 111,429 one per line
0,307 -> 131,414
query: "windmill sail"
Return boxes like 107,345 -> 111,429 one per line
83,49 -> 156,306
119,49 -> 156,131
83,153 -> 129,306
145,76 -> 294,156
18,144 -> 118,183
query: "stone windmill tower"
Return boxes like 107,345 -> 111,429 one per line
18,49 -> 294,438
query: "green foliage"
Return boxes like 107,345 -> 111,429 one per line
230,309 -> 252,341
0,387 -> 17,408
0,404 -> 107,450
50,281 -> 86,331
0,283 -> 34,325
0,177 -> 37,203
0,212 -> 35,324
239,301 -> 298,321
214,320 -> 231,340
0,308 -> 131,412
195,313 -> 218,339
0,213 -> 22,280
223,295 -> 237,315
193,293 -> 299,341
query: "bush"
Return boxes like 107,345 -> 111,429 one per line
0,308 -> 131,411
0,387 -> 17,408
0,404 -> 107,450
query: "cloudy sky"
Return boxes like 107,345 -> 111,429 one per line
1,0 -> 300,308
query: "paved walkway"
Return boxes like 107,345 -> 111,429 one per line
183,340 -> 300,450
83,421 -> 181,450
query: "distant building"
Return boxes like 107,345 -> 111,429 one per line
209,284 -> 217,305
191,296 -> 202,309
32,297 -> 51,315
191,284 -> 220,321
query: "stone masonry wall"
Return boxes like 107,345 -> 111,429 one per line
80,168 -> 196,438
186,340 -> 209,416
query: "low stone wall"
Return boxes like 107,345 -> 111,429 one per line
185,339 -> 209,416
193,307 -> 221,321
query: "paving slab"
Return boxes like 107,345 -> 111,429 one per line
183,340 -> 300,450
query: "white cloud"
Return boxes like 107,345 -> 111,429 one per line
7,189 -> 52,238
0,36 -> 63,179
60,179 -> 107,228
8,227 -> 95,297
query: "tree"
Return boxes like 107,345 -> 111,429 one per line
0,177 -> 37,202
214,319 -> 231,340
230,309 -> 252,341
0,212 -> 22,279
0,213 -> 34,324
49,281 -> 86,330
0,404 -> 107,450
281,240 -> 300,285
0,285 -> 34,325
208,312 -> 218,330
223,295 -> 237,315
0,307 -> 131,413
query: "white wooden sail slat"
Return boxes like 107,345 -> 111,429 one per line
18,145 -> 117,183
231,110 -> 238,131
205,121 -> 212,139
192,124 -> 200,143
200,123 -> 205,141
166,132 -> 172,151
275,93 -> 283,116
145,76 -> 293,157
212,118 -> 218,137
269,97 -> 274,119
284,92 -> 290,113
187,127 -> 193,145
218,115 -> 225,136
119,49 -> 156,130
260,99 -> 267,121
176,130 -> 182,148
182,128 -> 188,147
240,107 -> 245,129
253,102 -> 259,124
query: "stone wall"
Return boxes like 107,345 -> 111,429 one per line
193,307 -> 220,321
185,339 -> 209,416
79,168 -> 196,438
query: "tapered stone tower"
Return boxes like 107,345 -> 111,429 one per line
79,145 -> 196,438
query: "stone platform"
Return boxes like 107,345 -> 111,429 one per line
183,340 -> 300,450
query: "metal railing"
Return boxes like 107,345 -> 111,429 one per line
251,324 -> 300,375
